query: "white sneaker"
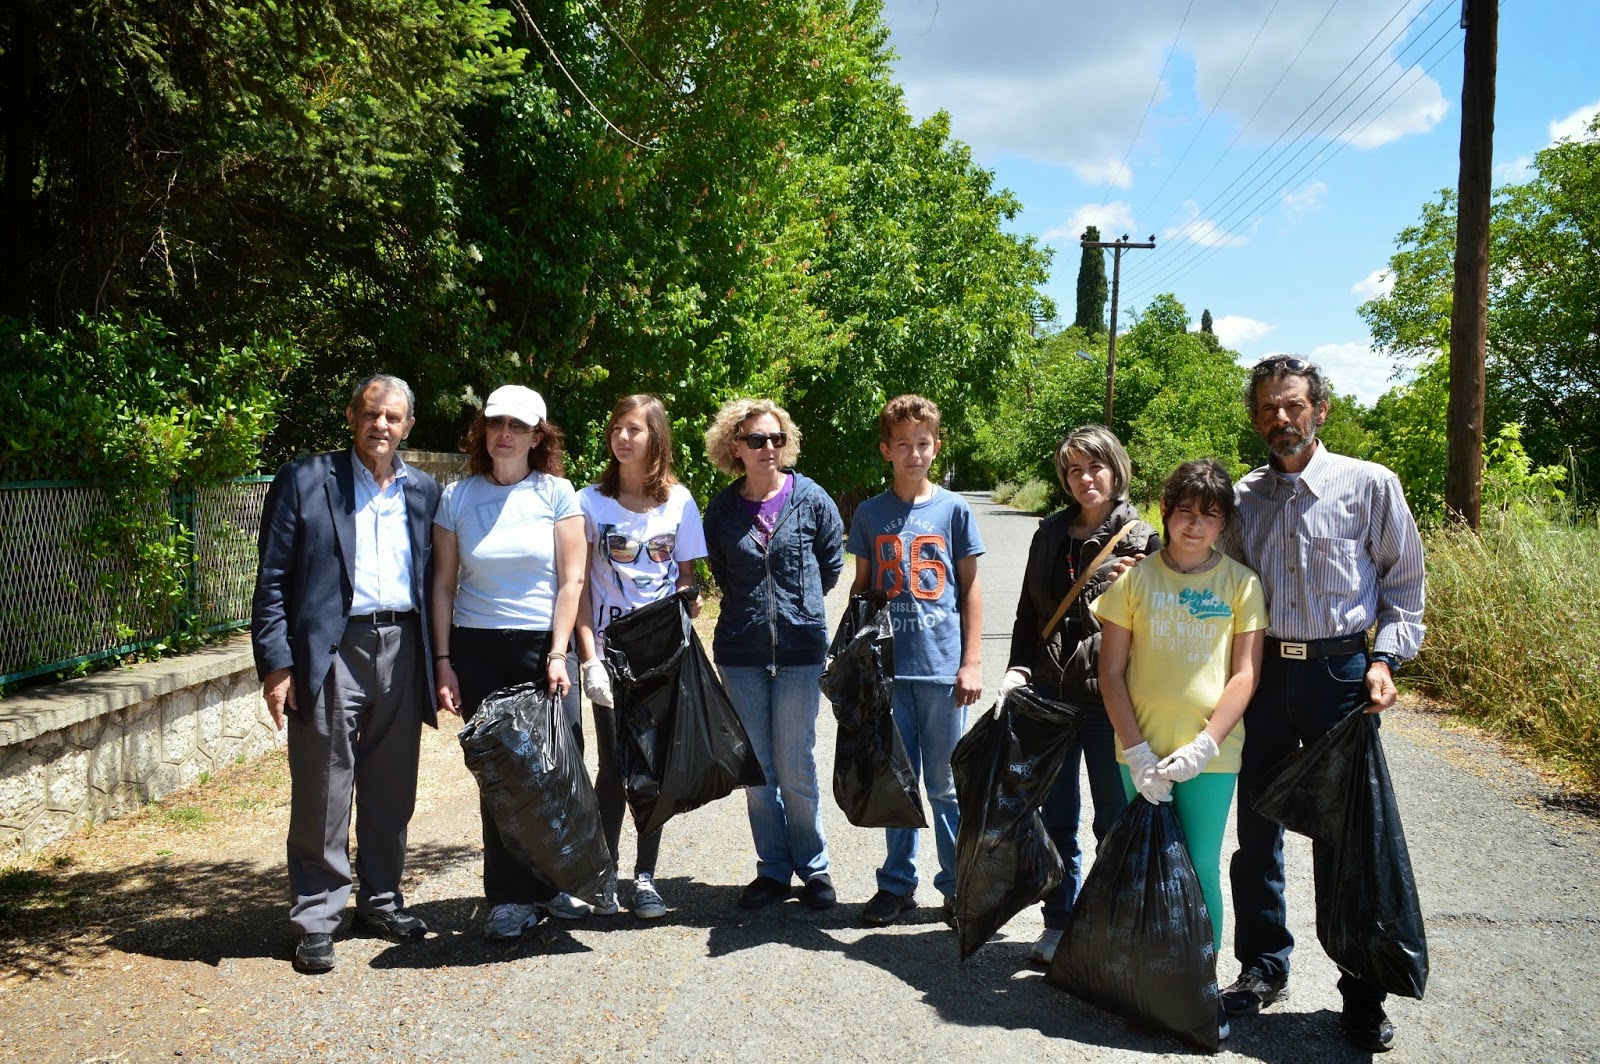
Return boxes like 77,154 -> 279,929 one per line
1030,928 -> 1064,967
483,902 -> 540,940
632,874 -> 667,920
534,892 -> 593,920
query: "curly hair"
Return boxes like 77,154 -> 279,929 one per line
1159,460 -> 1237,538
1245,354 -> 1331,413
703,398 -> 802,477
461,413 -> 567,478
1053,424 -> 1133,502
596,394 -> 677,504
878,394 -> 941,444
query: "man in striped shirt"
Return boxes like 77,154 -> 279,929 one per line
1220,355 -> 1425,1053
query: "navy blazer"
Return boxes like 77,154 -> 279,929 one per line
251,449 -> 443,726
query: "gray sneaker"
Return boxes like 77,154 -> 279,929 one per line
632,874 -> 667,920
483,902 -> 540,940
1030,928 -> 1063,967
534,892 -> 593,920
592,883 -> 621,916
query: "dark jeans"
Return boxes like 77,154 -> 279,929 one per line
1230,648 -> 1385,1007
592,699 -> 662,878
452,625 -> 582,906
1037,688 -> 1128,930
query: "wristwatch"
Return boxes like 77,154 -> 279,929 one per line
1370,651 -> 1401,675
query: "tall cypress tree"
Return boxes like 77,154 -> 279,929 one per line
1075,226 -> 1108,335
1200,308 -> 1215,333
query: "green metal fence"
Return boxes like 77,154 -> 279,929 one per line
0,477 -> 273,686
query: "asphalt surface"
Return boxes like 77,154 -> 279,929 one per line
7,491 -> 1599,1062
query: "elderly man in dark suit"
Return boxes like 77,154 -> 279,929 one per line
252,373 -> 443,973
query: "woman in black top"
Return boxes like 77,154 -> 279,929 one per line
1000,424 -> 1160,967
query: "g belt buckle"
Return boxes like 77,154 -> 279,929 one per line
1279,641 -> 1309,660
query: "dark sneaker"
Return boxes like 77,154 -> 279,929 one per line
1220,968 -> 1289,1017
739,875 -> 793,910
293,932 -> 335,973
1341,1003 -> 1395,1052
357,908 -> 428,942
800,874 -> 837,911
534,892 -> 593,920
861,888 -> 916,926
632,875 -> 667,920
940,895 -> 956,929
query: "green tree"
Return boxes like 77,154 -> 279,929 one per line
1075,226 -> 1108,336
1200,309 -> 1214,333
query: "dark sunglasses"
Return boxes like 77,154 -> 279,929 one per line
486,415 -> 537,433
1252,355 -> 1311,375
739,431 -> 787,450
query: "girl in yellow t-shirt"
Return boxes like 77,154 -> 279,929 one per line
1091,460 -> 1267,952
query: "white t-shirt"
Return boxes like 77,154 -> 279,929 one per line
579,483 -> 707,648
436,472 -> 581,629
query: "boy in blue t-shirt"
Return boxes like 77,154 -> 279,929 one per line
846,394 -> 985,926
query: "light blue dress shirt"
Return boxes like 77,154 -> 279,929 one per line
348,450 -> 416,614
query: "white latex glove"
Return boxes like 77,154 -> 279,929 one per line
1123,741 -> 1173,805
996,668 -> 1029,716
581,658 -> 614,709
1156,732 -> 1219,783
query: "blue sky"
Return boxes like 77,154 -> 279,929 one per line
878,0 -> 1600,405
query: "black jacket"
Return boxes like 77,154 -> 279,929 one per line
1006,499 -> 1160,703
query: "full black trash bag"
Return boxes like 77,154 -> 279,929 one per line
950,687 -> 1082,959
818,590 -> 926,828
1046,799 -> 1220,1053
459,681 -> 612,899
1254,708 -> 1428,999
603,588 -> 764,837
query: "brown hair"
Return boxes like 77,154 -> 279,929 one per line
597,394 -> 677,504
1053,424 -> 1133,502
461,414 -> 567,478
878,394 -> 941,444
1159,460 -> 1237,537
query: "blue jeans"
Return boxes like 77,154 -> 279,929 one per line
878,680 -> 965,898
1231,648 -> 1385,1007
1037,695 -> 1128,930
721,664 -> 830,883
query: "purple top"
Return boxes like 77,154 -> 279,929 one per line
738,473 -> 793,547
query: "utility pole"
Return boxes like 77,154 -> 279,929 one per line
1080,233 -> 1157,426
1446,0 -> 1497,529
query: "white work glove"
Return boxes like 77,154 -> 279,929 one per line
1156,732 -> 1219,783
581,658 -> 614,709
995,669 -> 1029,716
1123,741 -> 1173,805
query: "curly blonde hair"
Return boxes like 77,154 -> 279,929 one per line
704,398 -> 802,477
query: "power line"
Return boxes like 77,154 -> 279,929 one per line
507,0 -> 658,152
1092,0 -> 1197,227
579,0 -> 676,92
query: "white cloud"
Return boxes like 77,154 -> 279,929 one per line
1549,100 -> 1600,143
1307,341 -> 1393,404
1073,157 -> 1136,188
1163,200 -> 1246,247
1352,268 -> 1394,300
1281,180 -> 1327,216
1042,202 -> 1138,244
1495,154 -> 1534,182
1212,315 -> 1276,348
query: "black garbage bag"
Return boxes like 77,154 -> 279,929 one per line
1046,799 -> 1220,1053
459,681 -> 612,899
950,687 -> 1082,959
1255,708 -> 1428,999
603,588 -> 764,836
819,591 -> 926,828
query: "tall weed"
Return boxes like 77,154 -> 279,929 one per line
1413,510 -> 1600,789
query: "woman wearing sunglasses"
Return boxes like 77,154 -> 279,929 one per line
702,399 -> 844,912
430,384 -> 595,940
574,394 -> 707,920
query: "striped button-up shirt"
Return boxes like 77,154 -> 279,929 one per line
1227,444 -> 1425,660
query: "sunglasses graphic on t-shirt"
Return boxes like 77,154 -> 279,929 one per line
602,530 -> 676,564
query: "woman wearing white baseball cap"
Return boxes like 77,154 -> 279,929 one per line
430,384 -> 595,940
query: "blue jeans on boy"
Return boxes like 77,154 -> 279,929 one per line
721,664 -> 830,884
1037,694 -> 1128,930
878,680 -> 965,899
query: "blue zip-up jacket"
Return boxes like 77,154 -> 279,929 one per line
703,470 -> 844,669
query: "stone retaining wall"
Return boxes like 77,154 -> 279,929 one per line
0,638 -> 279,861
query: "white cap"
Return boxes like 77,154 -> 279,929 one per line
483,385 -> 546,427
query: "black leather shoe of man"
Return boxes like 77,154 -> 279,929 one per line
860,888 -> 916,926
1220,968 -> 1289,1017
800,874 -> 837,910
293,932 -> 336,973
739,876 -> 792,910
357,908 -> 428,942
1341,1003 -> 1396,1053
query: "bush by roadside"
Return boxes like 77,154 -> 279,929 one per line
992,479 -> 1055,514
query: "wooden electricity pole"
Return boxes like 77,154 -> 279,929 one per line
1446,0 -> 1497,529
1080,234 -> 1157,426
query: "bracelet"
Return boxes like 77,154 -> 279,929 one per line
546,651 -> 568,662
434,654 -> 451,663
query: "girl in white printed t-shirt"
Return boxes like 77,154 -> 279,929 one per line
576,394 -> 707,920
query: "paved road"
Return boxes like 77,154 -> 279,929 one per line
6,492 -> 1598,1062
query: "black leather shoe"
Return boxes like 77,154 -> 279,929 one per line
1342,1003 -> 1396,1052
800,874 -> 837,910
739,876 -> 792,909
293,932 -> 335,973
1220,968 -> 1289,1017
357,908 -> 428,941
860,888 -> 916,926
